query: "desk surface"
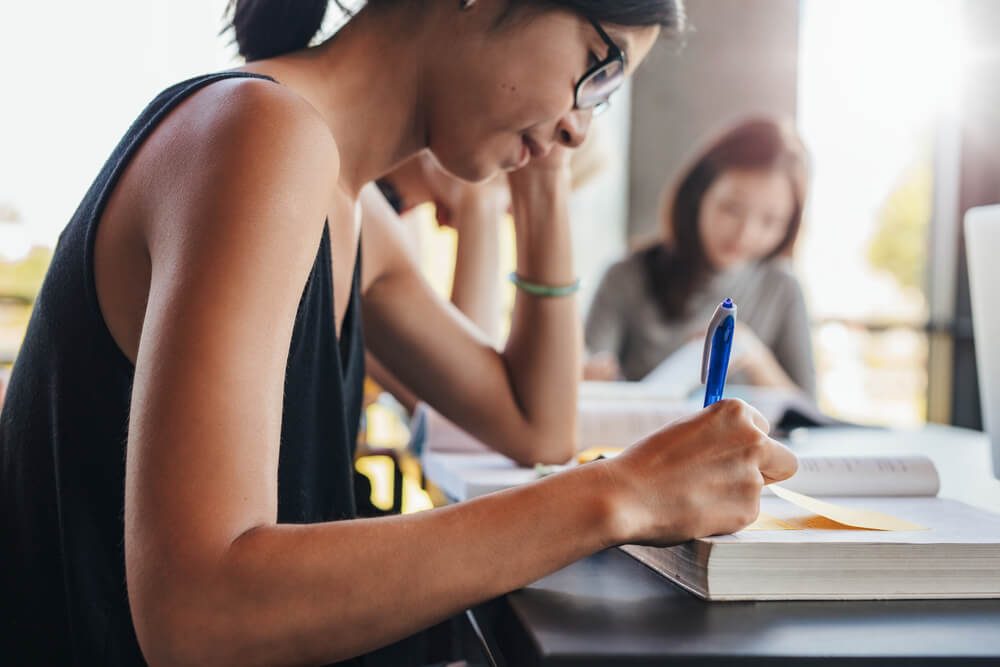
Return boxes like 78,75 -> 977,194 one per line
480,547 -> 1000,666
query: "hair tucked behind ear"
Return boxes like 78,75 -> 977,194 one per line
227,0 -> 342,61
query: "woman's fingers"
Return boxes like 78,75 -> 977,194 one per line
605,398 -> 800,546
757,437 -> 798,484
715,399 -> 793,483
741,400 -> 771,435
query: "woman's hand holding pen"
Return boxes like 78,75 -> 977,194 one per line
598,399 -> 798,547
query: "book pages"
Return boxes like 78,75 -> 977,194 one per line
776,455 -> 940,497
768,484 -> 927,530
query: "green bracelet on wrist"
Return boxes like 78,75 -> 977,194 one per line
508,272 -> 581,297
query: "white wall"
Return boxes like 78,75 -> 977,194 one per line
0,1 -> 235,248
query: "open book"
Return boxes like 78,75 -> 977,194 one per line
640,340 -> 848,432
622,455 -> 1000,600
416,381 -> 850,457
638,338 -> 707,398
416,382 -> 700,455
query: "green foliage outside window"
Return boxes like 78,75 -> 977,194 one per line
868,160 -> 933,293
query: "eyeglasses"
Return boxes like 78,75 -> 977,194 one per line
574,20 -> 628,115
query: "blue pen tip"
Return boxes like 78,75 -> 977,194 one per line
722,298 -> 734,308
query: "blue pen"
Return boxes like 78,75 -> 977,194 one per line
701,298 -> 737,407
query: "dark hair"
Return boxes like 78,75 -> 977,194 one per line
227,0 -> 335,62
642,117 -> 810,322
502,1 -> 683,29
227,0 -> 684,62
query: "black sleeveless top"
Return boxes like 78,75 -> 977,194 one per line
0,73 -> 422,666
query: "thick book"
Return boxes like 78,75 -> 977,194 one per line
622,455 -> 1000,600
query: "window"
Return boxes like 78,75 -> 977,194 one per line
796,0 -> 964,426
0,1 -> 235,362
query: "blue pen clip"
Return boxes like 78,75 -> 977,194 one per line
701,298 -> 737,407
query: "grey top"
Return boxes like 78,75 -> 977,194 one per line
585,252 -> 815,396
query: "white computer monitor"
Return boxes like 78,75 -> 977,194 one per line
965,204 -> 1000,479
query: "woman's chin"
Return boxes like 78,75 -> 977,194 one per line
710,254 -> 749,272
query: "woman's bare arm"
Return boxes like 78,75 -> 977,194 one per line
362,155 -> 580,465
362,177 -> 506,414
442,183 -> 506,343
123,82 -> 797,667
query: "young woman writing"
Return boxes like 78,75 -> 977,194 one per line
1,2 -> 796,665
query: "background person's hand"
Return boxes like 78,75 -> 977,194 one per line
600,399 -> 798,547
583,352 -> 622,381
729,322 -> 799,391
418,153 -> 509,230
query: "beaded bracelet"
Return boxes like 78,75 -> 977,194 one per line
508,272 -> 581,298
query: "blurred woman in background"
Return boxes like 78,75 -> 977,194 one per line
585,117 -> 815,396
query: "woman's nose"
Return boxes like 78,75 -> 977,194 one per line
735,217 -> 756,243
554,109 -> 591,148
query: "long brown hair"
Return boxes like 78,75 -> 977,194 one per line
641,117 -> 809,322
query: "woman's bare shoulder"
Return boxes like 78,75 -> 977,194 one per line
133,75 -> 342,257
163,74 -> 339,185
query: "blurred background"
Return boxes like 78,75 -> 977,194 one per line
1,0 -> 998,441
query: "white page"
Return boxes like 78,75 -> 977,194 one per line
577,399 -> 699,448
420,396 -> 700,454
579,381 -> 687,402
715,497 -> 1000,545
772,455 -> 940,498
416,405 -> 490,454
638,339 -> 704,398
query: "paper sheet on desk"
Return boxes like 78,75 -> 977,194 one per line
745,485 -> 927,531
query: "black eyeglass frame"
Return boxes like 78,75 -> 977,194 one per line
573,20 -> 628,113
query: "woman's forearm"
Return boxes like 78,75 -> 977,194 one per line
143,399 -> 797,667
502,166 -> 581,462
140,462 -> 618,667
449,195 -> 504,345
